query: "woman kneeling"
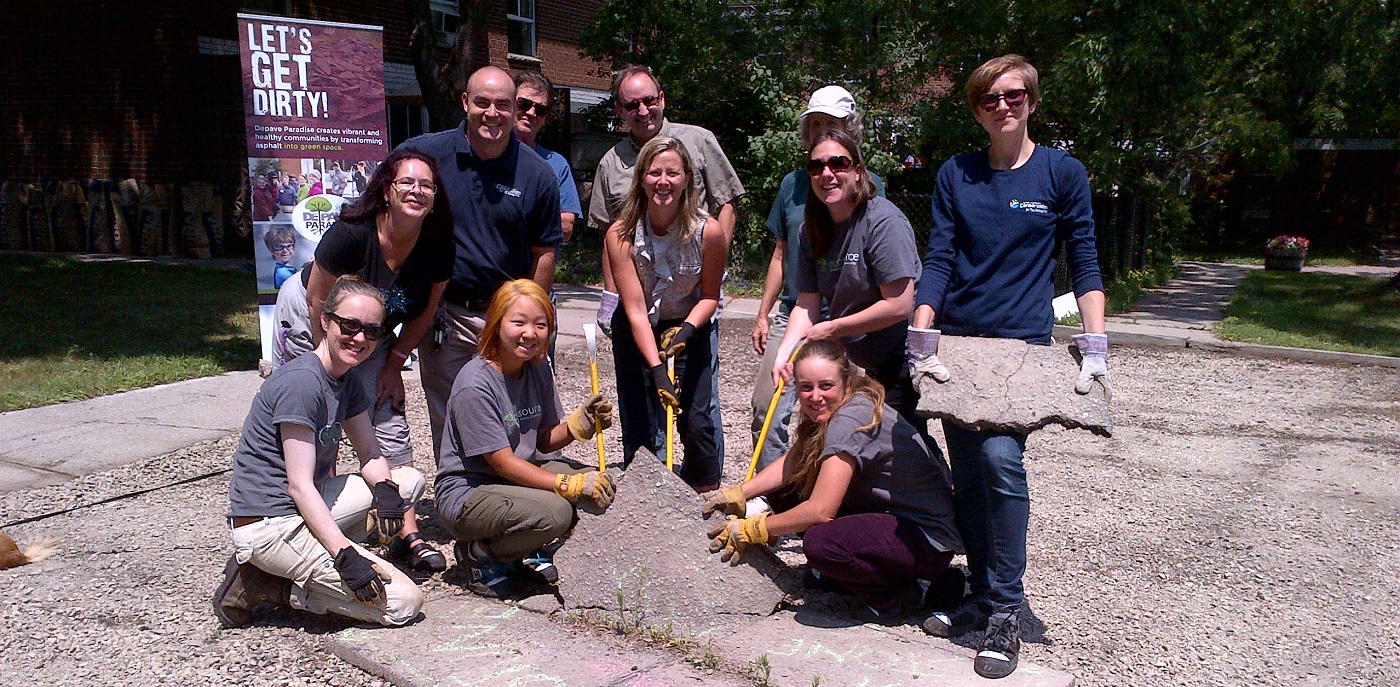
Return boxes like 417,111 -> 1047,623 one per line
704,339 -> 964,619
217,275 -> 427,628
435,279 -> 615,598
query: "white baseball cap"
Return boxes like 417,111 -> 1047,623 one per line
801,86 -> 856,119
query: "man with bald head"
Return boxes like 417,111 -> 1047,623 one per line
398,65 -> 563,455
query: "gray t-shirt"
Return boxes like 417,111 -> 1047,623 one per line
796,195 -> 920,369
228,353 -> 371,517
435,356 -> 564,522
820,394 -> 962,552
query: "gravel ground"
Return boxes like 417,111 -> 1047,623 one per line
1,328 -> 1396,686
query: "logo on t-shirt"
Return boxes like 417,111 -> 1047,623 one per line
1009,199 -> 1050,215
317,421 -> 343,447
503,404 -> 543,430
495,183 -> 523,198
844,252 -> 861,266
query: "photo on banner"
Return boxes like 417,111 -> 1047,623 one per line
237,13 -> 388,369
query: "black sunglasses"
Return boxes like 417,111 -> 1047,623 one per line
517,97 -> 549,116
806,155 -> 855,176
325,311 -> 388,341
976,88 -> 1028,112
620,95 -> 660,112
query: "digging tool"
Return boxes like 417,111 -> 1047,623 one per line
583,323 -> 607,472
746,340 -> 806,481
665,356 -> 676,472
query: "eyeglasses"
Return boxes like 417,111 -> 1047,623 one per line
620,95 -> 660,112
325,311 -> 388,341
976,88 -> 1028,112
806,155 -> 855,176
392,178 -> 437,195
517,98 -> 549,116
272,242 -> 295,252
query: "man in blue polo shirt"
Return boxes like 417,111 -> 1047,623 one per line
398,65 -> 563,457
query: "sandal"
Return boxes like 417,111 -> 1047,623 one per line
389,532 -> 447,572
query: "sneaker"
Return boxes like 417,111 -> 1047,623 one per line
921,596 -> 987,638
455,542 -> 517,599
388,532 -> 447,572
974,610 -> 1021,679
516,548 -> 560,585
923,567 -> 968,612
212,556 -> 291,628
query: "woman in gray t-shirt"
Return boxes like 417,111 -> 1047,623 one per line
217,276 -> 430,628
703,339 -> 963,619
435,279 -> 616,599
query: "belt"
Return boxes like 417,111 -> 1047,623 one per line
229,515 -> 265,528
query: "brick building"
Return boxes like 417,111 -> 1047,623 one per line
0,0 -> 611,258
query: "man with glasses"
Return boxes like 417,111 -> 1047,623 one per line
398,65 -> 563,458
514,71 -> 581,242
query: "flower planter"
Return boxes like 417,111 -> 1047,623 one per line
1264,253 -> 1305,271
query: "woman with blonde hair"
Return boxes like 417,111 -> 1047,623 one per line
435,279 -> 615,599
703,339 -> 962,620
605,136 -> 727,491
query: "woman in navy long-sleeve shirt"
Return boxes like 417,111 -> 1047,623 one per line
907,54 -> 1110,680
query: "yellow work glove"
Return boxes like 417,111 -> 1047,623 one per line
700,484 -> 747,519
566,394 -> 613,441
554,470 -> 617,509
706,512 -> 772,564
659,322 -> 696,361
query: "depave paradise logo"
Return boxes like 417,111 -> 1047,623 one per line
503,404 -> 544,430
317,420 -> 343,447
1009,199 -> 1050,215
293,193 -> 348,241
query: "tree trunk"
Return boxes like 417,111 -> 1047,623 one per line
407,0 -> 489,133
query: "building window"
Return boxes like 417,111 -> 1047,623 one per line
430,0 -> 460,46
507,0 -> 535,57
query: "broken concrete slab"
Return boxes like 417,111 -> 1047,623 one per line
916,335 -> 1113,437
553,449 -> 788,635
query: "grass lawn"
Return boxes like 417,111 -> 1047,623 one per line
1216,270 -> 1400,357
0,254 -> 260,411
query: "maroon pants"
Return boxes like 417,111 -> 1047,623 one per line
803,512 -> 955,612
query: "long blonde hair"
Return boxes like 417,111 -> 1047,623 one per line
614,136 -> 705,244
785,339 -> 885,497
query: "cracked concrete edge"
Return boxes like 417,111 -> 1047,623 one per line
323,633 -> 431,687
1053,324 -> 1400,368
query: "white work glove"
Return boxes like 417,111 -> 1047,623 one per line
1072,333 -> 1111,397
596,290 -> 619,338
906,327 -> 952,383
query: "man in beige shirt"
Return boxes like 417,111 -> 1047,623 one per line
589,65 -> 744,330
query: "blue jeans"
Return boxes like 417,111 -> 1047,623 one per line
942,420 -> 1029,614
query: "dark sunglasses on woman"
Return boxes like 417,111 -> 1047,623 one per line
325,311 -> 389,341
976,88 -> 1028,111
807,155 -> 855,176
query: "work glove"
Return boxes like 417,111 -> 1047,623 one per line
566,394 -> 613,441
700,484 -> 747,519
1072,333 -> 1112,398
334,546 -> 387,603
649,364 -> 682,413
906,327 -> 952,383
555,470 -> 617,509
707,513 -> 773,564
596,290 -> 620,338
365,480 -> 406,545
658,322 -> 696,361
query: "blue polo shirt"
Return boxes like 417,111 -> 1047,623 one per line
397,124 -> 562,304
534,144 -> 582,218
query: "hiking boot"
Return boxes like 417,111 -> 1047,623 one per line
455,542 -> 517,599
388,532 -> 447,572
516,548 -> 560,585
974,610 -> 1021,679
212,556 -> 291,628
921,596 -> 987,638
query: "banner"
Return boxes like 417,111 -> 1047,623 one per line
237,13 -> 388,369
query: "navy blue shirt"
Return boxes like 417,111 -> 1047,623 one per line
397,125 -> 562,304
917,146 -> 1103,342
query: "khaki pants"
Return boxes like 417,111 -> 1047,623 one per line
419,300 -> 486,459
445,461 -> 584,562
229,467 -> 427,626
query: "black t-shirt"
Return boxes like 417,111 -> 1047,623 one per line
314,219 -> 454,330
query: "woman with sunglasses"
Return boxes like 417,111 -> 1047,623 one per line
277,148 -> 455,572
768,129 -> 923,432
216,275 -> 427,628
435,279 -> 615,599
605,136 -> 728,492
909,55 -> 1107,680
703,339 -> 962,620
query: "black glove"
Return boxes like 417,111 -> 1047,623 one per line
334,546 -> 386,603
367,480 -> 406,545
659,322 -> 696,361
649,363 -> 682,412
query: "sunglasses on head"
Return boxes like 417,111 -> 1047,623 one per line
325,311 -> 388,341
621,95 -> 660,112
806,155 -> 855,176
517,97 -> 549,116
976,88 -> 1028,112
